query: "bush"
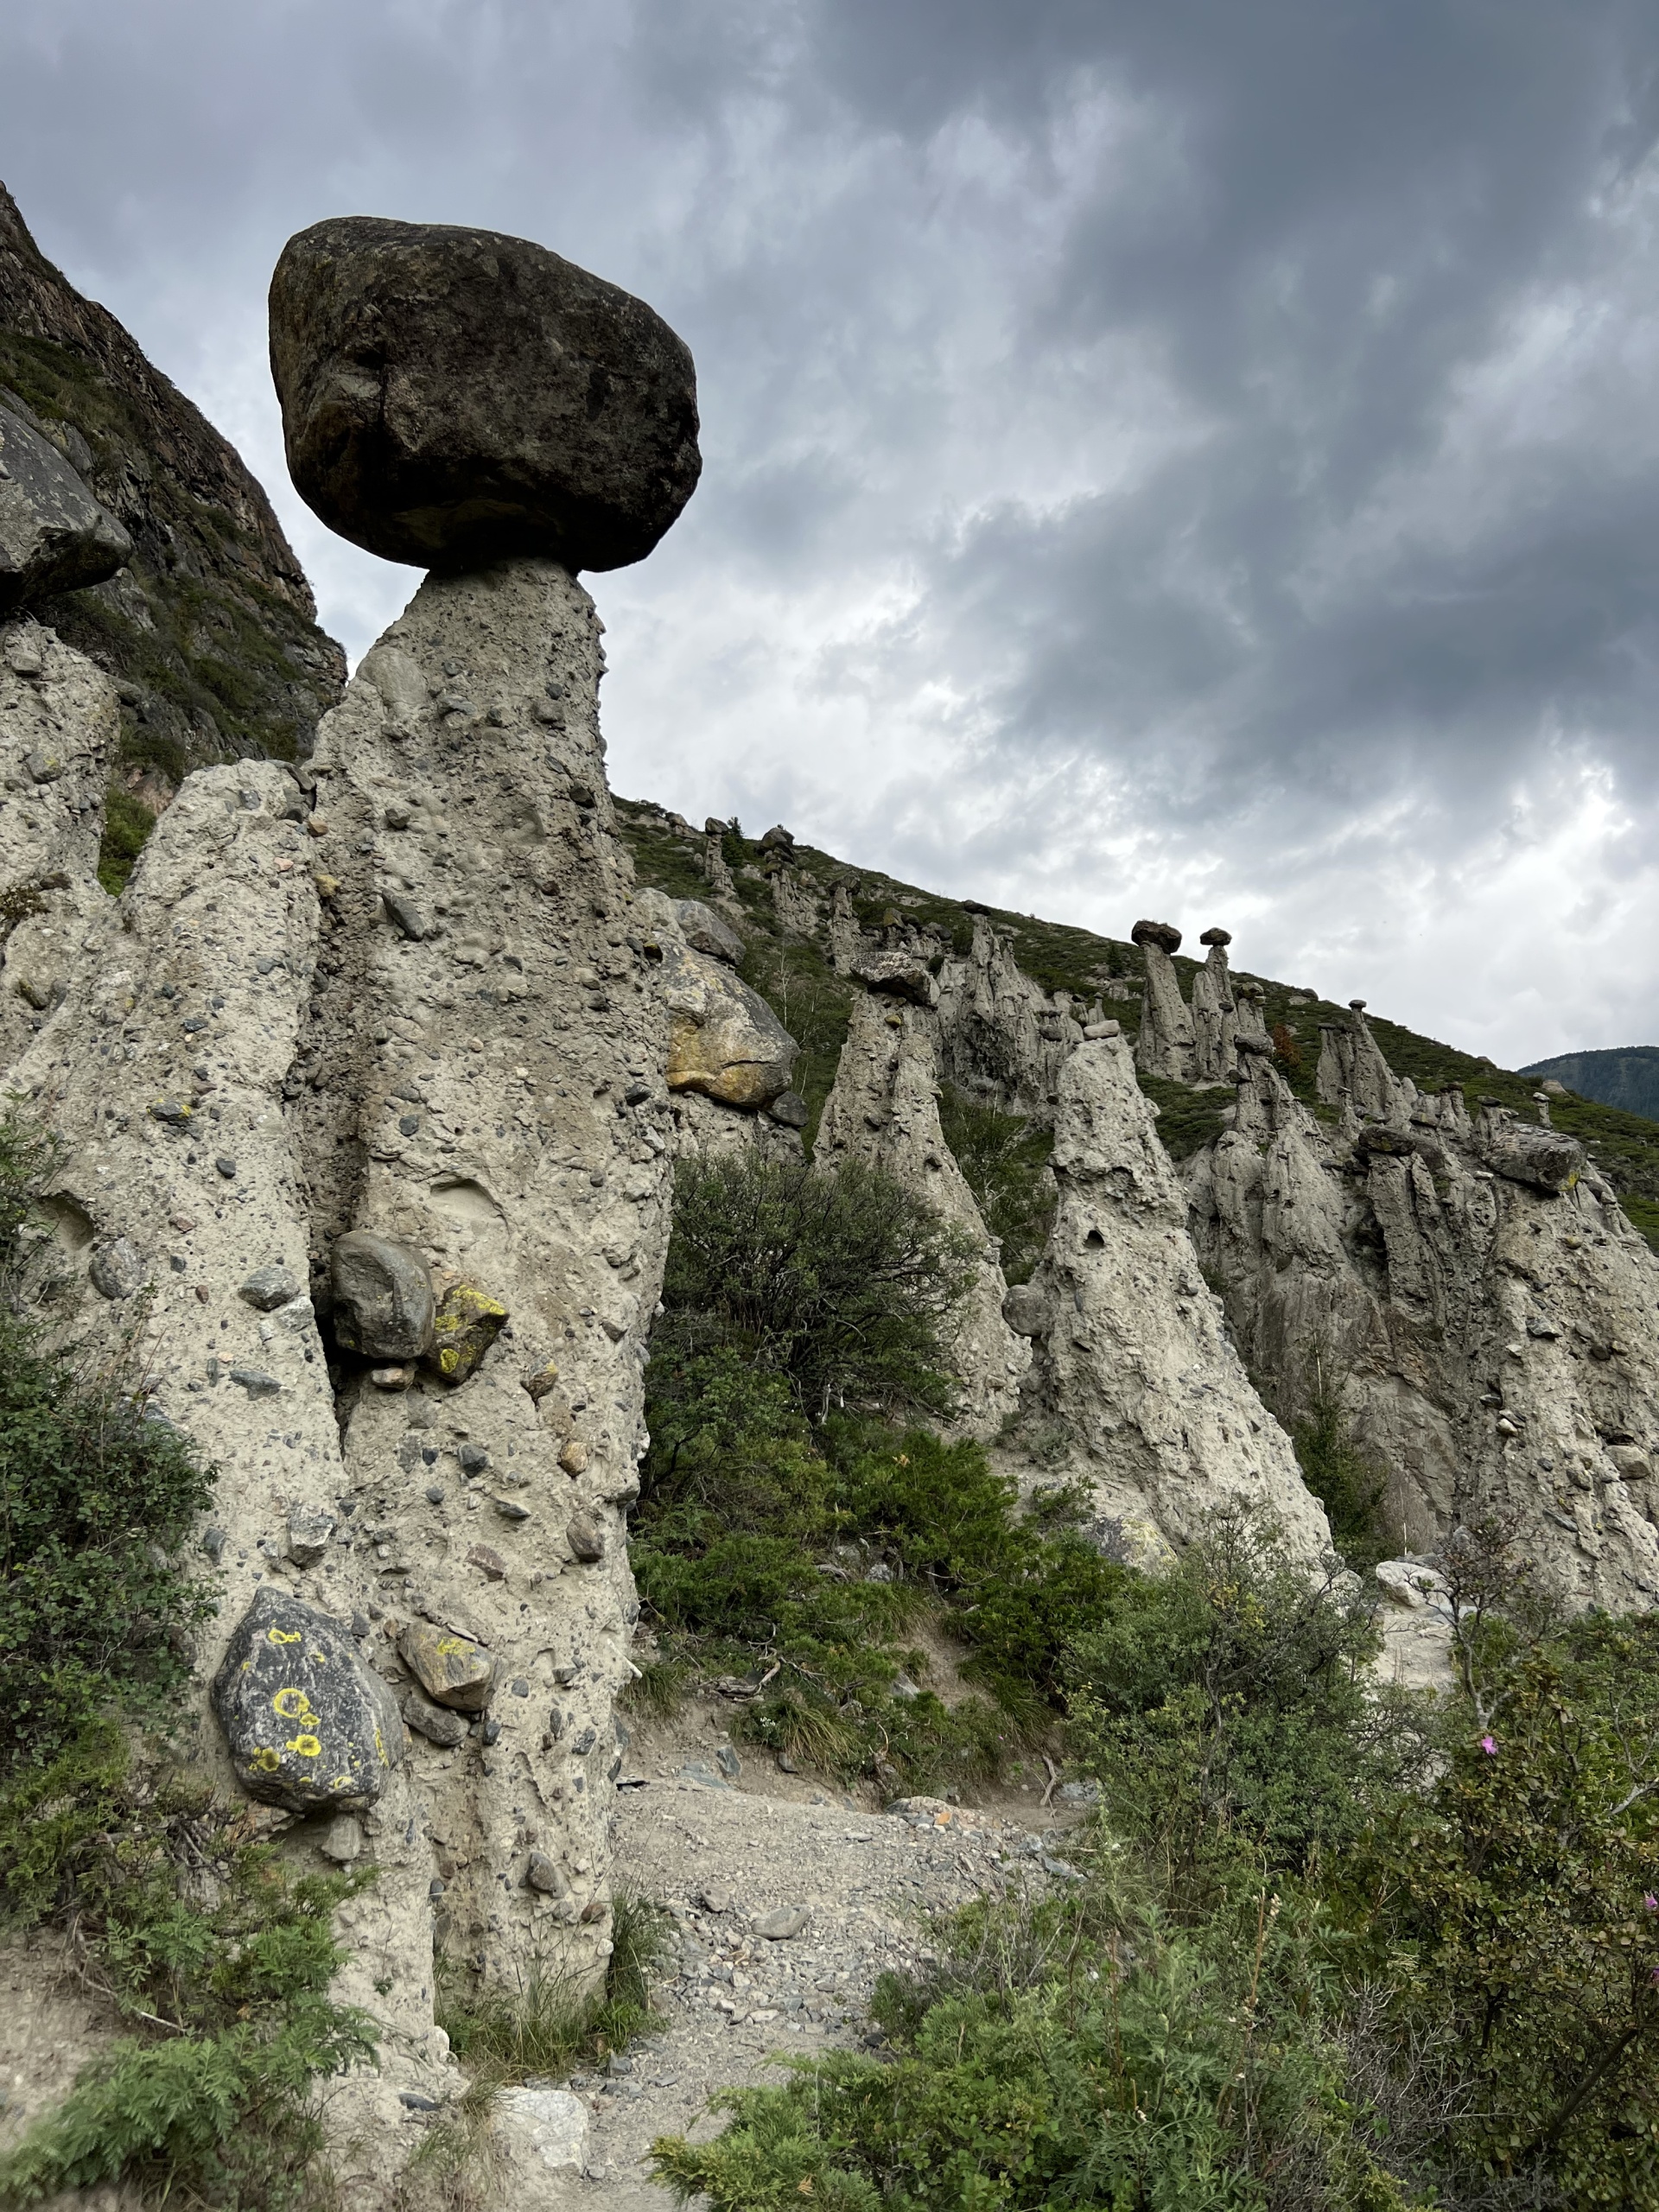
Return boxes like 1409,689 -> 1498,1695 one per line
1067,1506 -> 1410,1889
96,781 -> 156,896
936,1086 -> 1054,1285
1290,1354 -> 1388,1571
657,1153 -> 977,1423
0,1117 -> 214,1784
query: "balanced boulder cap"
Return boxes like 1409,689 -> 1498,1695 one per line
269,216 -> 701,571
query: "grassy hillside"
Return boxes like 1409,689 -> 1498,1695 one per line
615,799 -> 1659,1249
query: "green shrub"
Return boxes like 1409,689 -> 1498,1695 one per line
0,1117 -> 214,1784
1290,1356 -> 1389,1571
936,1086 -> 1054,1284
1067,1506 -> 1411,1888
96,781 -> 156,895
658,1153 -> 976,1423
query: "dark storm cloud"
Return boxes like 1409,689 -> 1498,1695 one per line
2,0 -> 1657,1055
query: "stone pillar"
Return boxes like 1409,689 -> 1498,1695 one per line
1130,918 -> 1195,1083
1189,925 -> 1237,1085
702,817 -> 736,898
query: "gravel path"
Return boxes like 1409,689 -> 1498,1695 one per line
528,1757 -> 1084,2205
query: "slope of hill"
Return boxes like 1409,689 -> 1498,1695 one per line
614,800 -> 1659,1249
1522,1044 -> 1659,1126
0,180 -> 345,788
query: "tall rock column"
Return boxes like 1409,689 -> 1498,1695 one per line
817,988 -> 1028,1434
1130,918 -> 1196,1083
1188,925 -> 1237,1084
1016,1036 -> 1332,1562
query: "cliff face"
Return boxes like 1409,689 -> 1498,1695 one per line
0,182 -> 345,785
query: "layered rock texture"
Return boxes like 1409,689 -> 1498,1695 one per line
0,180 -> 344,779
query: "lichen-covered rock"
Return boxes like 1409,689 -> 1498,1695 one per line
0,403 -> 131,612
270,216 -> 701,572
422,1276 -> 508,1384
661,941 -> 798,1109
331,1230 -> 435,1359
398,1618 -> 496,1711
213,1587 -> 404,1813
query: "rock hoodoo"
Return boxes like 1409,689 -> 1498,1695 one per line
1130,917 -> 1196,1083
270,216 -> 702,571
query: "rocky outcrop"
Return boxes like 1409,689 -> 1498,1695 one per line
1130,919 -> 1195,1083
0,181 -> 344,775
817,990 -> 1027,1436
270,218 -> 701,572
0,613 -> 120,1064
1010,1037 -> 1332,1565
1187,1044 -> 1659,1608
0,400 -> 130,611
934,913 -> 1081,1121
701,817 -> 736,899
1315,1001 -> 1403,1123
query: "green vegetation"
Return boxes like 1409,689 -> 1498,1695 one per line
738,935 -> 856,1141
96,780 -> 156,896
1133,1071 -> 1230,1162
0,1116 -> 376,2209
1288,1357 -> 1389,1572
937,1085 -> 1054,1284
653,1513 -> 1659,2210
438,1890 -> 670,2092
635,1154 -> 1125,1785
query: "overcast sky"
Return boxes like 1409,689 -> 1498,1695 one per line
4,0 -> 1658,1065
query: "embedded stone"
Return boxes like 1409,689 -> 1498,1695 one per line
558,1440 -> 588,1475
401,1688 -> 470,1747
524,1850 -> 569,1897
421,1276 -> 509,1385
0,403 -> 132,613
330,1229 -> 435,1359
398,1618 -> 496,1711
269,216 -> 701,572
566,1515 -> 605,1563
88,1236 -> 145,1300
768,1090 -> 810,1130
213,1586 -> 404,1814
664,952 -> 798,1110
287,1501 -> 335,1567
239,1261 -> 302,1312
672,898 -> 744,965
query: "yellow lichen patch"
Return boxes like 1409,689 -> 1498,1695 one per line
272,1687 -> 316,1721
285,1733 -> 322,1758
251,1747 -> 282,1772
421,1277 -> 510,1386
266,1627 -> 302,1646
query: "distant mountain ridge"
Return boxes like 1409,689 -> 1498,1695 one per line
1522,1045 -> 1659,1126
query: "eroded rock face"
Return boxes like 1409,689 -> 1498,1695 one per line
270,217 -> 701,572
1187,1050 -> 1659,1608
1131,919 -> 1195,1084
214,1588 -> 404,1812
934,914 -> 1081,1121
0,404 -> 131,612
816,991 -> 1028,1437
1014,1037 -> 1332,1562
660,938 -> 798,1109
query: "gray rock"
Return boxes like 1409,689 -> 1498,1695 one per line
672,899 -> 744,965
240,1261 -> 302,1312
768,1089 -> 810,1129
269,216 -> 701,572
752,1905 -> 810,1940
714,1743 -> 741,1780
0,404 -> 132,613
398,1618 -> 496,1711
287,1501 -> 336,1567
212,1586 -> 404,1813
851,949 -> 938,1008
566,1514 -> 606,1563
402,1689 -> 469,1747
678,1759 -> 732,1790
331,1229 -> 435,1359
495,2086 -> 589,2177
1002,1281 -> 1048,1338
88,1236 -> 145,1300
227,1366 -> 282,1398
1479,1122 -> 1583,1194
317,1813 -> 365,1863
524,1850 -> 569,1896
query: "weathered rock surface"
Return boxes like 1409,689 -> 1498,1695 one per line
934,913 -> 1081,1122
659,936 -> 798,1109
1131,919 -> 1195,1083
270,217 -> 701,571
1188,1044 -> 1659,1608
0,403 -> 130,612
213,1587 -> 404,1812
673,898 -> 744,965
817,991 -> 1027,1437
330,1228 -> 435,1358
1011,1037 -> 1332,1561
0,181 -> 344,779
398,1617 -> 496,1710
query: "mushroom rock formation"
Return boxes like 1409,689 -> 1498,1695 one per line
1013,1035 -> 1332,1564
1130,918 -> 1196,1083
270,216 -> 701,572
1186,1029 -> 1659,1609
1189,925 -> 1237,1086
817,990 -> 1029,1436
701,816 -> 736,899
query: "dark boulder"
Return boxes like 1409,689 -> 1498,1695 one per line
213,1587 -> 404,1814
269,216 -> 701,572
330,1228 -> 435,1360
0,403 -> 130,613
1131,918 -> 1182,956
